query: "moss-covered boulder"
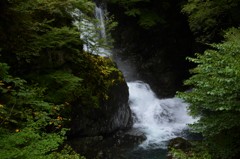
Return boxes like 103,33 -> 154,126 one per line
69,53 -> 132,137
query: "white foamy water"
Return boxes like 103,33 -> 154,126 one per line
72,6 -> 110,57
95,6 -> 106,39
128,81 -> 196,149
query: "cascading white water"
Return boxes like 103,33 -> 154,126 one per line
91,6 -> 196,150
72,6 -> 110,56
127,81 -> 196,149
95,6 -> 107,39
74,3 -> 196,153
93,6 -> 110,56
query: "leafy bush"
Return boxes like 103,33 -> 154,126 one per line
170,147 -> 211,159
0,63 -> 85,159
178,28 -> 240,158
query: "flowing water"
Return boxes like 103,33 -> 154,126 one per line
115,56 -> 196,158
95,6 -> 107,39
94,6 -> 197,158
72,6 -> 110,56
128,81 -> 195,149
78,5 -> 197,158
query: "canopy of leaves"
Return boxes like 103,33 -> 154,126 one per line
182,0 -> 240,42
108,0 -> 171,28
178,28 -> 240,158
0,0 -> 94,68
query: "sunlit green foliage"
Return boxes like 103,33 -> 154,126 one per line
178,28 -> 240,158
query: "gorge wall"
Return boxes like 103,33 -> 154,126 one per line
108,0 -> 197,97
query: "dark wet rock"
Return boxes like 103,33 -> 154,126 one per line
70,77 -> 132,137
108,1 -> 196,98
68,61 -> 135,158
113,129 -> 147,146
69,129 -> 147,159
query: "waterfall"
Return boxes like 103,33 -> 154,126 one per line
95,6 -> 107,39
91,5 -> 196,149
72,6 -> 110,56
128,81 -> 196,149
74,2 -> 197,155
113,54 -> 197,150
93,6 -> 110,56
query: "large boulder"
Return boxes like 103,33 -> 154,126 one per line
70,67 -> 132,137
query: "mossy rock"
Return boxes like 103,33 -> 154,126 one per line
168,137 -> 192,151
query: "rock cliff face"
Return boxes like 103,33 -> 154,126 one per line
70,71 -> 132,137
108,1 -> 196,97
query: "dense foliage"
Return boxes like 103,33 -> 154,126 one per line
182,0 -> 240,42
109,0 -> 177,29
0,63 -> 84,159
0,0 -> 122,158
178,28 -> 240,158
174,1 -> 240,159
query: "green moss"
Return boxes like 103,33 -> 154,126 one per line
75,53 -> 125,106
